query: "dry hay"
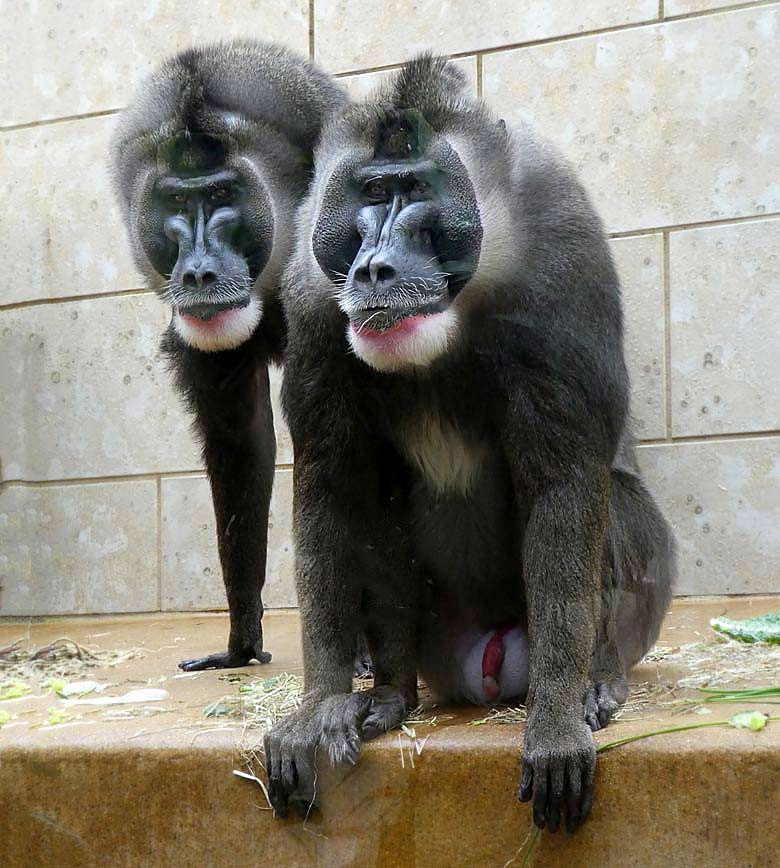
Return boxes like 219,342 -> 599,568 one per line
642,637 -> 780,689
0,637 -> 143,688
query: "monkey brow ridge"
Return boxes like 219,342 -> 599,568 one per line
157,169 -> 239,192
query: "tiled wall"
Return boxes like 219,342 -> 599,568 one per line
1,1 -> 778,615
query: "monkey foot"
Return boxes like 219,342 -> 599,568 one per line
583,678 -> 629,732
178,646 -> 272,672
353,652 -> 374,679
361,687 -> 407,741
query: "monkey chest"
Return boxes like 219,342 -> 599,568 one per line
395,409 -> 488,498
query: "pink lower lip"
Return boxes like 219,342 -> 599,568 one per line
179,308 -> 237,329
352,314 -> 429,342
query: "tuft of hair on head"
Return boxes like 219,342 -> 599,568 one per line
388,53 -> 468,117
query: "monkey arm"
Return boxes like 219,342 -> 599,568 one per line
264,347 -> 416,816
516,466 -> 609,833
291,429 -> 417,700
523,470 -> 607,708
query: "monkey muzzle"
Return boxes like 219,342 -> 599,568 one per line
344,198 -> 449,334
165,205 -> 253,319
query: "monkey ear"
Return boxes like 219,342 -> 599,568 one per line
389,53 -> 468,115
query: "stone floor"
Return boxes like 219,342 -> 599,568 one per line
1,597 -> 779,867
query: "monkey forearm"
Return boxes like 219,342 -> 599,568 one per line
522,476 -> 608,709
294,498 -> 365,697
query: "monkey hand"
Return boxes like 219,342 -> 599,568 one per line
264,691 -> 372,818
519,704 -> 596,833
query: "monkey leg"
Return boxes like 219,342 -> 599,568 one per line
360,600 -> 419,740
176,350 -> 277,672
583,468 -> 676,727
353,631 -> 374,679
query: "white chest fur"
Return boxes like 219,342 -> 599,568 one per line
398,410 -> 486,496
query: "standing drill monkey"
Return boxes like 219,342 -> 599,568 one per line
111,41 -> 347,670
266,55 -> 675,831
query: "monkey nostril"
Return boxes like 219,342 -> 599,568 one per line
182,268 -> 218,289
374,265 -> 396,285
199,270 -> 218,289
353,264 -> 372,285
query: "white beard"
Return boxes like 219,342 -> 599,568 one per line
172,296 -> 262,352
347,308 -> 460,373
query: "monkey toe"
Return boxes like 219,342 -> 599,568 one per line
583,687 -> 602,732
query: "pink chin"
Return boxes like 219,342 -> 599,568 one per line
351,313 -> 436,344
178,308 -> 238,330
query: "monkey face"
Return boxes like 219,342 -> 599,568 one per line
311,111 -> 483,372
134,133 -> 275,352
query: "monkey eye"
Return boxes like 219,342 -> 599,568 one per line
169,192 -> 187,206
364,181 -> 388,202
409,180 -> 429,200
210,186 -> 233,203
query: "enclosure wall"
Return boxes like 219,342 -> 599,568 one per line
1,0 -> 778,614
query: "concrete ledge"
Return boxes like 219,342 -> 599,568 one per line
2,600 -> 780,867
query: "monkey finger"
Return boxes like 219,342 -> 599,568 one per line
263,731 -> 282,783
546,764 -> 565,833
291,748 -> 318,814
532,766 -> 549,829
280,739 -> 299,793
268,776 -> 290,818
564,757 -> 583,834
579,757 -> 596,826
518,760 -> 534,803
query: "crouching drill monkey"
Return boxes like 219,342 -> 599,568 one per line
264,54 -> 675,832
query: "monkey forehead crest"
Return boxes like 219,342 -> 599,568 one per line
374,109 -> 434,160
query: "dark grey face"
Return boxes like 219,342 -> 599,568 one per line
137,135 -> 274,322
312,114 -> 483,336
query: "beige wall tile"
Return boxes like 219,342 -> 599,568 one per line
483,7 -> 780,232
638,438 -> 780,595
160,470 -> 295,611
340,56 -> 478,100
0,294 -> 202,481
315,0 -> 657,73
669,217 -> 780,437
0,1 -> 310,126
0,116 -> 139,305
269,365 -> 293,465
665,0 -> 755,15
610,234 -> 667,440
0,480 -> 158,615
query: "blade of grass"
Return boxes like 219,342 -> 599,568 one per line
699,686 -> 780,696
597,715 -> 780,753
